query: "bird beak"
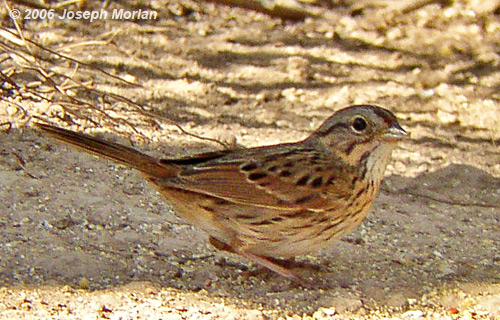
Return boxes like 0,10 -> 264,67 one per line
380,123 -> 408,142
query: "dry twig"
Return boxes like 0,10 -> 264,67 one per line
0,9 -> 229,148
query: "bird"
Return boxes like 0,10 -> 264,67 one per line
35,104 -> 407,284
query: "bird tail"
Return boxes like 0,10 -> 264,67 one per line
35,123 -> 174,178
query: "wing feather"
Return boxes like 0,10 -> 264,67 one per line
156,147 -> 354,211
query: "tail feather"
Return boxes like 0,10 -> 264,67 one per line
35,123 -> 174,178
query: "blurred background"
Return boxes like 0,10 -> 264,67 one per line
0,1 -> 499,319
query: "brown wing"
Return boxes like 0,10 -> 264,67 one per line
154,147 -> 354,211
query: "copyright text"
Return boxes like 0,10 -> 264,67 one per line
10,8 -> 158,22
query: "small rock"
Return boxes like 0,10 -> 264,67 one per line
318,296 -> 363,313
478,294 -> 500,316
403,310 -> 425,318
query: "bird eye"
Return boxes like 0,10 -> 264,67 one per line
351,116 -> 367,133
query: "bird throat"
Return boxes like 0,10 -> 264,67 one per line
341,140 -> 395,185
363,142 -> 395,184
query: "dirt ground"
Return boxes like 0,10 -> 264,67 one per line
0,0 -> 499,319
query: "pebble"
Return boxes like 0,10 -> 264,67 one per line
402,310 -> 425,318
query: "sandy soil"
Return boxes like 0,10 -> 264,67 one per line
1,0 -> 499,319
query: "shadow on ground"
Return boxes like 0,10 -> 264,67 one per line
0,129 -> 498,315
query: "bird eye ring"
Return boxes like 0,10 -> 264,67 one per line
351,116 -> 367,133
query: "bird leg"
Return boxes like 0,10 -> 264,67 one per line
209,236 -> 308,285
